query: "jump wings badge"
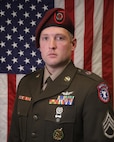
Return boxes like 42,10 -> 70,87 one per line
103,111 -> 114,139
61,91 -> 73,96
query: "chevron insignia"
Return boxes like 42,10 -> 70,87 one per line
102,111 -> 114,139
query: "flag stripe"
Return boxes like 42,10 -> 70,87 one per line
74,0 -> 85,69
65,0 -> 75,60
0,74 -> 8,142
112,1 -> 114,108
84,0 -> 94,71
8,74 -> 16,135
92,0 -> 103,77
102,0 -> 113,93
54,0 -> 64,8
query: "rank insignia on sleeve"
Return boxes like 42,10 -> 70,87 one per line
97,83 -> 110,103
102,111 -> 114,139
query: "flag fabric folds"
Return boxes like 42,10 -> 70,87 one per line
0,0 -> 113,142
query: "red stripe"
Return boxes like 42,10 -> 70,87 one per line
65,0 -> 75,60
7,74 -> 16,136
102,0 -> 113,94
84,0 -> 94,71
113,0 -> 114,108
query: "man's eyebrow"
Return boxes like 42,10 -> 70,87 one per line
41,33 -> 66,36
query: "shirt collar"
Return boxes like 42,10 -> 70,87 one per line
43,61 -> 71,84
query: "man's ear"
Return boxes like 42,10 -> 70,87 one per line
71,38 -> 77,51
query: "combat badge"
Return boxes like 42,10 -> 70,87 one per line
103,111 -> 114,138
53,128 -> 64,140
97,83 -> 110,103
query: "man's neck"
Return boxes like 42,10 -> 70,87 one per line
45,60 -> 71,74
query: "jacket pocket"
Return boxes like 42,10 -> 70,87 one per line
44,104 -> 76,142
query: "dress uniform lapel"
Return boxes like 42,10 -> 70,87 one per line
30,69 -> 44,103
33,62 -> 78,102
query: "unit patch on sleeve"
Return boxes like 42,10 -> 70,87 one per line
97,83 -> 110,103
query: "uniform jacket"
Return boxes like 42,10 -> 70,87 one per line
8,61 -> 114,142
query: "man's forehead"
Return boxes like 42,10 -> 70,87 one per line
40,26 -> 69,35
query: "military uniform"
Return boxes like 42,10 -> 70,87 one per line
8,61 -> 114,142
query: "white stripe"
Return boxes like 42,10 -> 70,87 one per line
16,74 -> 24,89
0,74 -> 8,142
54,0 -> 65,8
0,74 -> 24,142
74,0 -> 85,69
92,0 -> 103,77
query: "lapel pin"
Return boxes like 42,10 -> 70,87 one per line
64,76 -> 71,82
36,74 -> 40,78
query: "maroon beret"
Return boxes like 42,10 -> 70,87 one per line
35,8 -> 75,48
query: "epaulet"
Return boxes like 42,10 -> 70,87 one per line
77,68 -> 102,82
21,68 -> 43,80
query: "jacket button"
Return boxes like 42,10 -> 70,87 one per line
31,132 -> 36,137
33,114 -> 38,120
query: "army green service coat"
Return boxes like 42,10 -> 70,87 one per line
8,61 -> 114,142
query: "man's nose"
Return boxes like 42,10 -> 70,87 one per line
49,39 -> 56,49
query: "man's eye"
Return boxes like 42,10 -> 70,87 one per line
42,36 -> 48,40
56,36 -> 65,41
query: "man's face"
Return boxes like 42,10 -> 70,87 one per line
39,26 -> 76,68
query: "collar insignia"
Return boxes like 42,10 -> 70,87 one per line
36,74 -> 40,78
64,76 -> 71,82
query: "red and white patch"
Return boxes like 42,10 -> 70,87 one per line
97,83 -> 110,103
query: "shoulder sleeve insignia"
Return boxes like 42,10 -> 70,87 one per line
97,83 -> 110,103
103,111 -> 114,139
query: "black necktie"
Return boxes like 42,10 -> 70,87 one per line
42,77 -> 52,91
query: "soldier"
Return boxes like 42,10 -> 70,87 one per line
8,8 -> 114,142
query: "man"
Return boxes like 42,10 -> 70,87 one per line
8,8 -> 114,142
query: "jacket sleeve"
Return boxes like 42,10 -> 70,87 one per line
8,76 -> 27,142
83,82 -> 114,142
8,90 -> 21,142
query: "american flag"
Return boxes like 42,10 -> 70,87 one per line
0,0 -> 114,142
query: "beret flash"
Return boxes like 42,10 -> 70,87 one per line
35,8 -> 75,48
